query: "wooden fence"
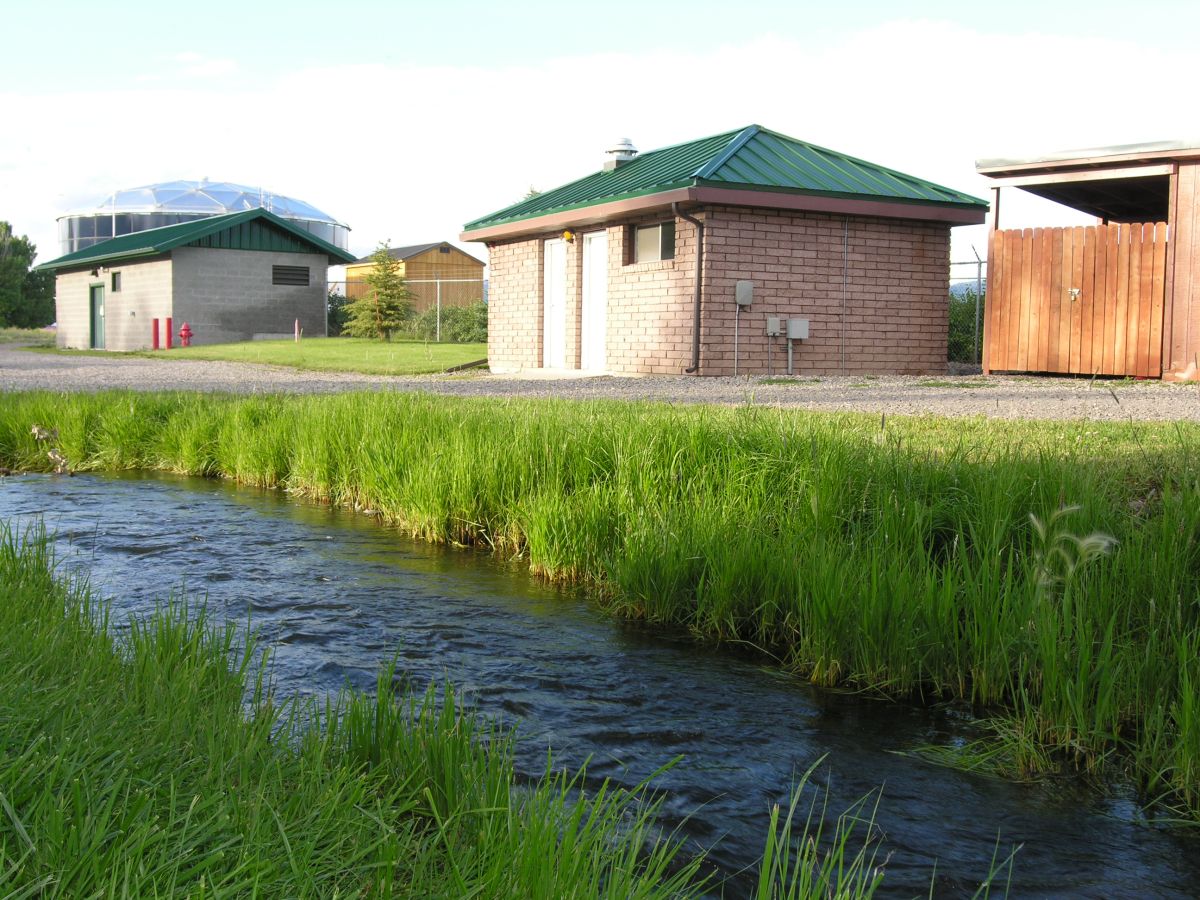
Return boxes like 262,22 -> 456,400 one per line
333,278 -> 485,315
985,223 -> 1168,377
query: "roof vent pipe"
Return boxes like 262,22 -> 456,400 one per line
603,138 -> 638,171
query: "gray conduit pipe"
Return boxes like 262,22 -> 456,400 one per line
734,303 -> 740,376
673,202 -> 704,374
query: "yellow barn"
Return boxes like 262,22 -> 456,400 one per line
344,241 -> 485,315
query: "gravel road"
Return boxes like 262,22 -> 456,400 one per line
4,343 -> 1199,421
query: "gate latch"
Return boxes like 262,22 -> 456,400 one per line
1069,288 -> 1082,301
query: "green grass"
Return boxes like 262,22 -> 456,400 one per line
0,522 -> 944,898
35,336 -> 488,375
0,522 -> 704,897
2,390 -> 1199,825
0,328 -> 54,347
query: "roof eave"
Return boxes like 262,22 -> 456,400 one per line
977,145 -> 1200,177
36,247 -> 166,272
461,187 -> 697,242
462,184 -> 987,242
691,185 -> 987,224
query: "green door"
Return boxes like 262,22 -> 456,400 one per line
89,285 -> 105,349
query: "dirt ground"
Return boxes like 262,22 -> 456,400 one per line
4,344 -> 1199,421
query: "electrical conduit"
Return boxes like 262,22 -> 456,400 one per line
673,203 -> 704,374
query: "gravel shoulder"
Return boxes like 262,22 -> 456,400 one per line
4,344 -> 1200,421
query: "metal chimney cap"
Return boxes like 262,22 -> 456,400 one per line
604,138 -> 638,170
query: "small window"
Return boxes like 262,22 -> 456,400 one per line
633,222 -> 675,263
272,265 -> 310,286
110,272 -> 122,292
439,246 -> 451,253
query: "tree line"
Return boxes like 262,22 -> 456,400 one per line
0,222 -> 54,328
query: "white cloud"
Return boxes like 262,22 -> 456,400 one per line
2,22 -> 1190,268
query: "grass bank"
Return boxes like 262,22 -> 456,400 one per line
0,523 -> 703,897
1,390 -> 1198,821
31,336 -> 488,375
0,522 -> 922,897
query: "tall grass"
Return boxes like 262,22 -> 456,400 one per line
0,522 -> 706,897
2,390 -> 1199,819
0,521 -> 934,897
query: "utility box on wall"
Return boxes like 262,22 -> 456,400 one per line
787,318 -> 809,340
766,317 -> 783,336
735,280 -> 754,307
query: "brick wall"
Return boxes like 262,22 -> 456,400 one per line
482,205 -> 950,376
701,207 -> 951,376
484,213 -> 698,375
603,212 -> 698,375
485,238 -> 543,372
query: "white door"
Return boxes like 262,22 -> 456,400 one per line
581,232 -> 608,372
542,238 -> 567,368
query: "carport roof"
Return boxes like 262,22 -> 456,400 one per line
462,124 -> 988,239
36,208 -> 357,271
976,140 -> 1200,223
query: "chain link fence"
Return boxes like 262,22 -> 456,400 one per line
949,258 -> 986,365
328,278 -> 486,342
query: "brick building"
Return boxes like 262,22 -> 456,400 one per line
38,209 -> 355,351
462,126 -> 988,376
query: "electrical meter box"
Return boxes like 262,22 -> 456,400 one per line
766,317 -> 783,336
787,318 -> 809,340
735,280 -> 754,307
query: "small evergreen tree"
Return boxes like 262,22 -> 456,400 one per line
343,243 -> 413,340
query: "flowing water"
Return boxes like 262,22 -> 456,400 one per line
2,472 -> 1198,898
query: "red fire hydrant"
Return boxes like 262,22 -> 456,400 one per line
179,322 -> 193,347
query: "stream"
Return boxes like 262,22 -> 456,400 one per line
2,472 -> 1198,898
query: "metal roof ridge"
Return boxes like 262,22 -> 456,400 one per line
751,126 -> 987,206
691,125 -> 760,179
463,127 -> 748,230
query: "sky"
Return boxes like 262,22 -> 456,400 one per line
3,0 -> 1197,276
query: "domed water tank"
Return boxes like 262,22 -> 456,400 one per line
58,179 -> 350,254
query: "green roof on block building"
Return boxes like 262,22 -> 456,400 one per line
36,208 -> 357,271
464,125 -> 988,232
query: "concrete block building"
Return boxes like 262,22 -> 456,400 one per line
38,209 -> 355,351
461,126 -> 988,376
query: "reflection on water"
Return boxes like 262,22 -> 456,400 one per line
3,472 -> 1198,898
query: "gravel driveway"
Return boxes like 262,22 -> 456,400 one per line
4,344 -> 1200,421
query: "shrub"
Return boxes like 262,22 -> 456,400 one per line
949,288 -> 984,364
409,301 -> 488,343
326,289 -> 348,336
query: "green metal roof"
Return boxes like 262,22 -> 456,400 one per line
36,208 -> 357,271
464,125 -> 987,231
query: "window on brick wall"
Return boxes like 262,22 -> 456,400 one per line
110,272 -> 121,292
632,222 -> 675,263
272,265 -> 310,286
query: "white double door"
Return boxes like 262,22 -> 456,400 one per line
543,233 -> 607,371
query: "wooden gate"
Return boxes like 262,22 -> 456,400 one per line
985,223 -> 1168,377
